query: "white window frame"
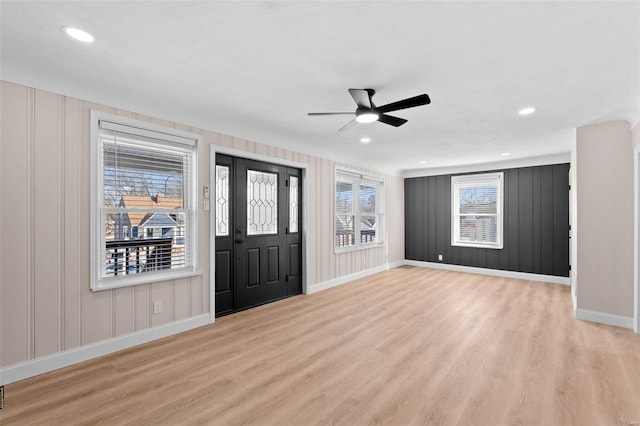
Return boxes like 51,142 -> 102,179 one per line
334,167 -> 385,253
451,172 -> 504,249
90,111 -> 200,291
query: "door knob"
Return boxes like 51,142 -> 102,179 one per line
235,239 -> 244,244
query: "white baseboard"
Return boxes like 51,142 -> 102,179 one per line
308,261 -> 404,294
404,260 -> 571,285
574,308 -> 634,329
0,314 -> 211,386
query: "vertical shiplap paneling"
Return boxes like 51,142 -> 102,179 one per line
63,96 -> 82,350
532,167 -> 543,273
553,165 -> 570,276
540,166 -> 555,275
81,103 -> 112,346
114,287 -> 134,336
404,164 -> 569,277
134,284 -> 150,330
33,89 -> 62,357
518,167 -> 534,273
0,82 -> 31,366
507,169 -> 520,271
173,278 -> 191,321
1,81 -> 405,369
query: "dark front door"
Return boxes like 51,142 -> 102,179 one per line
214,155 -> 302,316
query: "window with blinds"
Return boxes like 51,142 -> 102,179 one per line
335,168 -> 384,252
451,172 -> 504,249
91,112 -> 199,291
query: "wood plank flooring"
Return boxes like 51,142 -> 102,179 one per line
2,266 -> 639,425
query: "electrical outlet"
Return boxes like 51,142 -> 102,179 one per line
153,301 -> 162,315
438,254 -> 443,261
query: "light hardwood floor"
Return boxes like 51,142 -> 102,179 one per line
2,266 -> 640,425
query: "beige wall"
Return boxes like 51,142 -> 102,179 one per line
0,81 -> 404,368
574,120 -> 634,317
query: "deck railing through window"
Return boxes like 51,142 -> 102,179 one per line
105,238 -> 174,276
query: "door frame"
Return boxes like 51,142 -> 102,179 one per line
634,145 -> 640,334
209,146 -> 309,320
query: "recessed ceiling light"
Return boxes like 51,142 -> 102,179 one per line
63,26 -> 94,43
501,152 -> 511,156
360,137 -> 371,143
419,160 -> 428,164
518,107 -> 536,116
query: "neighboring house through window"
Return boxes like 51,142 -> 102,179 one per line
91,112 -> 199,291
451,172 -> 504,249
335,167 -> 385,252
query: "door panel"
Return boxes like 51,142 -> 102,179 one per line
235,158 -> 288,310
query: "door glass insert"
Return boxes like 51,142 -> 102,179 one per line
215,165 -> 230,236
289,176 -> 299,233
247,170 -> 278,235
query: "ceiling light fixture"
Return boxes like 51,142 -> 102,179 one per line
63,26 -> 94,43
419,160 -> 428,164
360,137 -> 371,143
501,152 -> 511,156
355,110 -> 379,124
518,107 -> 536,116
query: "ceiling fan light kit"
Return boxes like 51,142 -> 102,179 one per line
308,88 -> 431,131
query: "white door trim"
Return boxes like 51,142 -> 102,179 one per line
209,145 -> 310,319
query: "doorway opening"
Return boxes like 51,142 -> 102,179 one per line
213,153 -> 303,316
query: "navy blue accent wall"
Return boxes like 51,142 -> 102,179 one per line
405,163 -> 569,277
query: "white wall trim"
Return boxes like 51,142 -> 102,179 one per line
634,145 -> 640,333
0,314 -> 210,386
404,260 -> 570,285
574,308 -> 634,329
308,261 -> 404,294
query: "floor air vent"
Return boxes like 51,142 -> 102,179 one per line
0,385 -> 4,409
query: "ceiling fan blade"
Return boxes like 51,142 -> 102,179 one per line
308,112 -> 355,116
375,94 -> 431,114
338,119 -> 358,132
378,114 -> 408,127
348,88 -> 374,109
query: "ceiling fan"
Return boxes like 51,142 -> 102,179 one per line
308,88 -> 431,131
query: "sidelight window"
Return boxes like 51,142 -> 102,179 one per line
451,172 -> 503,249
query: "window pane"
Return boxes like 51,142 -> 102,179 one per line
336,181 -> 353,214
458,215 -> 497,244
289,176 -> 299,233
336,214 -> 355,247
360,214 -> 377,244
104,211 -> 187,277
459,184 -> 497,215
247,170 -> 278,235
359,184 -> 376,214
103,136 -> 186,207
215,165 -> 229,236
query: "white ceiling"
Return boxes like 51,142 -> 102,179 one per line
1,1 -> 639,176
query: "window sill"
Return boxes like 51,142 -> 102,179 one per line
452,242 -> 503,250
334,242 -> 385,254
91,268 -> 201,291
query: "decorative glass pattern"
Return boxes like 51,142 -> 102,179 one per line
247,170 -> 278,235
289,176 -> 299,233
215,165 -> 230,236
